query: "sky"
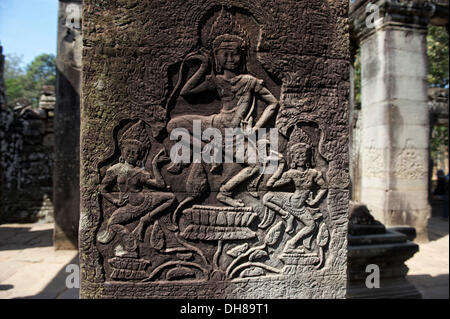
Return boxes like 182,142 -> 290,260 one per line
0,0 -> 58,68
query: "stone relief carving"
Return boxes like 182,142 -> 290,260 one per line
96,119 -> 332,282
362,145 -> 384,179
97,121 -> 175,254
393,143 -> 427,179
81,1 -> 349,298
166,7 -> 279,208
362,141 -> 426,180
262,127 -> 329,269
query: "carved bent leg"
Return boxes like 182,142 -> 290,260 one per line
262,192 -> 289,217
285,213 -> 316,252
131,193 -> 176,241
106,205 -> 150,252
262,192 -> 297,233
217,164 -> 260,207
98,202 -> 153,251
166,115 -> 213,174
97,205 -> 134,244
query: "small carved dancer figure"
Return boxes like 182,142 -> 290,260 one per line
262,129 -> 327,252
166,8 -> 279,208
97,120 -> 175,254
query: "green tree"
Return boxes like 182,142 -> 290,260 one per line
23,53 -> 56,106
427,25 -> 449,88
4,77 -> 26,104
4,54 -> 26,105
427,26 -> 449,175
353,50 -> 361,107
25,53 -> 56,88
4,53 -> 25,79
4,53 -> 56,107
431,126 -> 449,160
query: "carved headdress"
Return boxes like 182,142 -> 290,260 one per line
286,126 -> 315,168
208,7 -> 250,54
119,120 -> 151,154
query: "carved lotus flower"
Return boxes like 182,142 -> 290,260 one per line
181,205 -> 258,241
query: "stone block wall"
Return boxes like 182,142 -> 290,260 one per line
0,87 -> 55,223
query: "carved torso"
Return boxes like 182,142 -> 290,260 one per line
207,74 -> 264,128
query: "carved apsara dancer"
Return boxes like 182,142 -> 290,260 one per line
262,129 -> 327,252
97,120 -> 175,253
167,8 -> 279,208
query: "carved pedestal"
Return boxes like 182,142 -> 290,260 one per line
347,202 -> 421,299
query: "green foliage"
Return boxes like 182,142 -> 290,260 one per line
25,54 -> 56,87
427,25 -> 449,88
431,125 -> 449,161
4,53 -> 56,107
5,77 -> 26,102
428,26 -> 449,168
4,53 -> 24,79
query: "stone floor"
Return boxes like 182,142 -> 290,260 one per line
406,217 -> 449,299
0,218 -> 448,299
0,223 -> 78,299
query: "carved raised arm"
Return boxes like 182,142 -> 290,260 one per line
144,149 -> 169,189
179,53 -> 212,96
266,158 -> 286,187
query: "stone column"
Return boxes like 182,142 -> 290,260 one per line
80,1 -> 350,299
0,46 -> 5,110
350,0 -> 436,240
0,46 -> 5,221
54,0 -> 82,250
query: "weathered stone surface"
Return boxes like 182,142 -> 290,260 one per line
54,0 -> 82,250
0,46 -> 5,222
80,0 -> 349,299
350,0 -> 433,240
0,46 -> 5,110
0,87 -> 55,223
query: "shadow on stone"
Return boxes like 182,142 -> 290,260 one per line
0,284 -> 14,291
407,274 -> 449,299
347,202 -> 421,299
427,216 -> 449,241
19,254 -> 79,299
0,227 -> 53,251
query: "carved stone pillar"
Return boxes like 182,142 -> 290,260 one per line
0,46 -> 5,111
54,0 -> 82,250
350,0 -> 435,240
80,1 -> 350,299
0,46 -> 5,221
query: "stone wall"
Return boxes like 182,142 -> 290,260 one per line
53,0 -> 82,250
0,46 -> 5,110
0,46 -> 5,217
0,87 -> 55,223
